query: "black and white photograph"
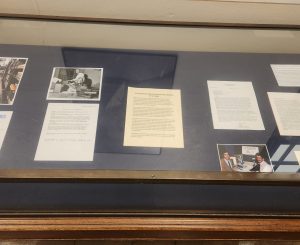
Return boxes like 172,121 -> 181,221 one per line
47,67 -> 103,101
0,57 -> 28,105
217,144 -> 273,173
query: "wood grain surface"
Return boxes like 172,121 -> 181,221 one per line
0,216 -> 299,240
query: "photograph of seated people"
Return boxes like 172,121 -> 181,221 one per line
217,144 -> 273,172
47,67 -> 103,101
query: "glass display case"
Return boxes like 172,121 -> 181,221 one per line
0,17 -> 299,240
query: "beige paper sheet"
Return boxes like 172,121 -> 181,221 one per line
124,87 -> 184,148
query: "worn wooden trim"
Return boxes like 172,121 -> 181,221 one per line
0,169 -> 299,185
1,13 -> 300,29
201,0 -> 300,5
0,216 -> 299,240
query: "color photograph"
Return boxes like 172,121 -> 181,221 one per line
0,57 -> 28,105
217,144 -> 273,172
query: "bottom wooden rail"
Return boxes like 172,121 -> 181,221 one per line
0,216 -> 299,240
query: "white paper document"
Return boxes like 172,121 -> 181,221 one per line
295,151 -> 300,165
207,80 -> 265,130
0,111 -> 12,150
35,103 -> 99,161
124,87 -> 184,148
242,146 -> 259,155
268,92 -> 300,136
271,65 -> 300,87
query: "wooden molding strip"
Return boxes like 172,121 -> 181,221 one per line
0,216 -> 299,240
200,0 -> 300,5
1,13 -> 300,29
0,169 -> 299,185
